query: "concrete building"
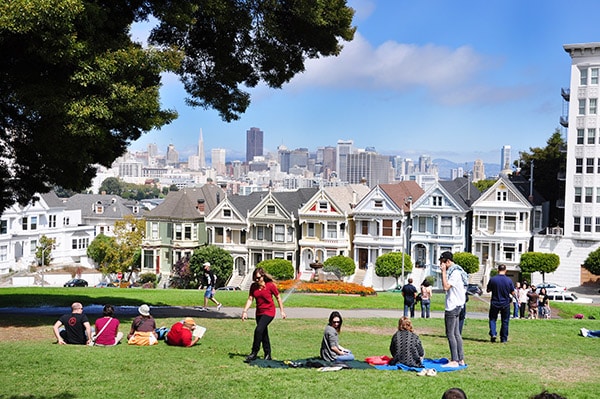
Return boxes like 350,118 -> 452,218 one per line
336,139 -> 354,182
246,127 -> 263,163
346,151 -> 393,187
211,148 -> 226,176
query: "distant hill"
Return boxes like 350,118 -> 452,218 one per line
434,159 -> 501,180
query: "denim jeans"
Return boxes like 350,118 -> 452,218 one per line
421,300 -> 431,318
334,350 -> 355,362
403,302 -> 415,318
444,306 -> 464,362
489,304 -> 511,342
513,302 -> 519,318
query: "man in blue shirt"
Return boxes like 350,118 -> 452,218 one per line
401,278 -> 418,318
486,264 -> 515,343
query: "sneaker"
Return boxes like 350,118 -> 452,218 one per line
264,353 -> 272,360
491,336 -> 497,343
244,353 -> 258,363
416,369 -> 428,376
217,303 -> 222,311
198,307 -> 208,312
580,328 -> 589,337
426,369 -> 437,377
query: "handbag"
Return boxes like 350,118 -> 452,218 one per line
89,317 -> 113,346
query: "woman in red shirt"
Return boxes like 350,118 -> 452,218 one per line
241,268 -> 286,362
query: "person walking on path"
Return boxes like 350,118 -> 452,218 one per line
401,278 -> 418,318
420,279 -> 433,318
439,251 -> 467,368
242,267 -> 286,362
199,262 -> 222,312
53,302 -> 92,345
486,264 -> 515,343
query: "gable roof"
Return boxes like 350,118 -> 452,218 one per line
272,188 -> 319,218
379,181 -> 425,212
439,177 -> 482,211
64,193 -> 139,219
146,184 -> 224,220
471,175 -> 533,209
322,184 -> 371,214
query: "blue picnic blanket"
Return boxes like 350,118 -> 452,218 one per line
374,358 -> 467,372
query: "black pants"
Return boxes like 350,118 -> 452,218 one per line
251,314 -> 274,355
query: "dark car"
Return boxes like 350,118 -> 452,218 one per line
64,278 -> 88,287
216,286 -> 241,291
467,284 -> 483,296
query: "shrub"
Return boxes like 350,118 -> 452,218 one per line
258,259 -> 294,280
277,280 -> 376,296
138,273 -> 157,284
323,256 -> 356,279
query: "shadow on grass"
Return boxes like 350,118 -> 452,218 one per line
1,394 -> 76,399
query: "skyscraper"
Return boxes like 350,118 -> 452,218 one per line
336,139 -> 354,182
246,127 -> 263,163
211,148 -> 226,176
166,144 -> 179,165
198,129 -> 206,169
472,159 -> 485,182
501,145 -> 511,170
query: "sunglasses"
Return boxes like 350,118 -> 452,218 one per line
254,275 -> 263,281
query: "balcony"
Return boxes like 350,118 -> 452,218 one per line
559,116 -> 569,128
561,87 -> 570,101
546,226 -> 563,236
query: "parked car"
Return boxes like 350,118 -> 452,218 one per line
95,281 -> 116,288
216,286 -> 241,291
467,284 -> 483,296
535,282 -> 567,293
545,291 -> 593,304
64,278 -> 88,287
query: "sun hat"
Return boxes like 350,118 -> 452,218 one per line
203,262 -> 211,267
439,251 -> 453,262
138,304 -> 150,316
184,317 -> 196,326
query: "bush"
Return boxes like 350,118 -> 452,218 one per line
138,273 -> 157,284
258,259 -> 294,280
323,256 -> 356,280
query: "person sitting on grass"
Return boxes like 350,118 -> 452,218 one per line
165,318 -> 200,347
389,316 -> 424,368
53,302 -> 92,345
127,304 -> 158,346
320,311 -> 354,362
93,304 -> 123,346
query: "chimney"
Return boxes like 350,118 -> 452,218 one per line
216,192 -> 220,204
197,199 -> 205,214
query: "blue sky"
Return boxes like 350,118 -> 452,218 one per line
130,0 -> 595,165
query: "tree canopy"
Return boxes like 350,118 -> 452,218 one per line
323,255 -> 355,280
519,252 -> 560,280
453,252 -> 480,274
0,0 -> 355,213
189,245 -> 234,288
582,248 -> 600,276
375,252 -> 413,287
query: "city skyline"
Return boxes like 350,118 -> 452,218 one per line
129,1 -> 599,164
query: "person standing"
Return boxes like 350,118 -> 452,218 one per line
200,262 -> 222,311
512,282 -> 521,319
439,251 -> 467,368
320,311 -> 354,362
527,285 -> 539,319
53,302 -> 92,345
518,282 -> 529,319
401,278 -> 418,318
93,304 -> 123,346
242,267 -> 286,362
486,264 -> 515,343
420,279 -> 433,318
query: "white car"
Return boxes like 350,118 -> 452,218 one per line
535,282 -> 567,293
545,291 -> 593,304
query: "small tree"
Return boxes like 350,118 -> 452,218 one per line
375,252 -> 412,287
257,259 -> 294,281
36,235 -> 56,267
190,245 -> 234,288
323,256 -> 356,280
583,248 -> 600,276
453,252 -> 480,274
171,257 -> 194,289
520,252 -> 560,281
87,234 -> 118,273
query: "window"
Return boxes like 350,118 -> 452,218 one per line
95,204 -> 104,214
30,240 -> 37,254
575,187 -> 582,203
586,187 -> 593,203
588,128 -> 596,144
240,230 -> 246,244
63,217 -> 70,226
0,220 -> 6,235
184,225 -> 192,240
215,227 -> 224,243
418,217 -> 427,233
267,205 -> 275,214
587,158 -> 595,173
574,216 -> 581,232
174,224 -> 182,240
577,129 -> 585,144
287,226 -> 294,242
256,226 -> 264,240
0,245 -> 7,261
72,239 -> 78,249
496,190 -> 507,201
581,68 -> 588,85
596,217 -> 600,233
591,98 -> 598,114
504,213 -> 517,231
584,216 -> 592,232
143,250 -> 154,269
30,216 -> 37,230
593,68 -> 599,84
152,223 -> 159,239
597,188 -> 600,203
319,201 -> 328,210
395,221 -> 402,236
307,222 -> 315,237
22,217 -> 28,230
382,220 -> 393,237
579,99 -> 586,115
223,209 -> 231,218
503,244 -> 515,261
374,199 -> 383,208
361,221 -> 369,235
49,215 -> 56,228
274,225 -> 285,242
479,215 -> 487,230
340,223 -> 346,238
432,196 -> 443,206
326,222 -> 337,239
440,216 -> 452,234
576,158 -> 583,174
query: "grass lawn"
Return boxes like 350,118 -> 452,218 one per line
0,287 -> 599,399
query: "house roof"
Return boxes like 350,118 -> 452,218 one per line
146,184 -> 224,220
507,174 -> 546,205
439,177 -> 482,210
323,184 -> 371,213
379,181 -> 425,212
63,193 -> 139,219
272,188 -> 319,218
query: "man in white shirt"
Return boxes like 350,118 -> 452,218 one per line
439,251 -> 467,368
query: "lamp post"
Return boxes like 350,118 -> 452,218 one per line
401,224 -> 412,286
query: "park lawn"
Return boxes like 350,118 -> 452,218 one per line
1,287 -> 600,398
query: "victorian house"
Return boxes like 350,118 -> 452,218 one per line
140,184 -> 224,279
297,184 -> 370,280
352,182 -> 424,290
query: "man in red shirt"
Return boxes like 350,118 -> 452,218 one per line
166,317 -> 200,347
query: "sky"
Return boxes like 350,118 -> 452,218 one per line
129,0 -> 598,166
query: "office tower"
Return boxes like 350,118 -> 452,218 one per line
336,139 -> 354,182
472,159 -> 485,182
501,145 -> 511,170
166,144 -> 179,165
290,148 -> 309,168
418,154 -> 432,174
346,151 -> 393,187
148,143 -> 158,158
278,145 -> 291,173
211,148 -> 226,176
198,129 -> 206,169
246,127 -> 264,163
